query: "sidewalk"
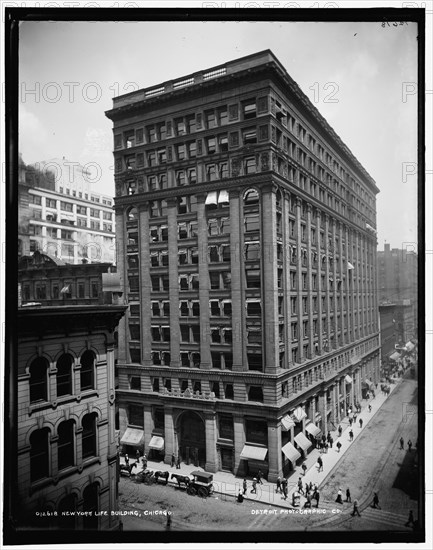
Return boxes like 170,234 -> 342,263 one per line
124,375 -> 404,510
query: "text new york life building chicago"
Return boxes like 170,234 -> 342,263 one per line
105,50 -> 380,482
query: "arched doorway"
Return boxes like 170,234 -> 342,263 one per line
177,411 -> 206,468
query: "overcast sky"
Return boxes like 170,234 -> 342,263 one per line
19,19 -> 419,249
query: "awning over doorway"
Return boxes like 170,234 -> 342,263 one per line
390,351 -> 401,361
364,379 -> 374,389
294,432 -> 312,453
120,427 -> 144,446
405,342 -> 415,352
305,423 -> 321,438
148,436 -> 165,450
281,415 -> 296,431
291,407 -> 307,423
345,374 -> 353,384
281,442 -> 301,463
240,445 -> 268,461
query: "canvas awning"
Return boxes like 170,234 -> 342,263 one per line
305,423 -> 321,438
390,351 -> 401,361
281,415 -> 296,431
294,433 -> 312,453
345,375 -> 353,384
291,407 -> 307,423
405,342 -> 415,352
120,427 -> 144,447
205,191 -> 218,206
218,190 -> 229,203
240,445 -> 268,461
281,442 -> 301,463
148,436 -> 164,450
364,379 -> 374,389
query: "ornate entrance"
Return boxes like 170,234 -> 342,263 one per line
177,411 -> 206,468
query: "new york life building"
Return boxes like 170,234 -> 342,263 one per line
105,50 -> 380,481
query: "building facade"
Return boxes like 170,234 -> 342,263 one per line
106,50 -> 380,481
19,157 -> 116,264
14,305 -> 126,530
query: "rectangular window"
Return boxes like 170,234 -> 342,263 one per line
243,100 -> 257,119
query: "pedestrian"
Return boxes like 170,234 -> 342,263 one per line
353,412 -> 358,423
317,456 -> 323,472
351,499 -> 361,517
176,455 -> 181,469
329,436 -> 334,449
408,439 -> 413,452
349,417 -> 353,427
322,434 -> 326,445
281,478 -> 288,500
314,489 -> 320,508
346,488 -> 352,502
349,430 -> 354,442
336,441 -> 342,453
335,489 -> 343,504
142,456 -> 147,469
302,463 -> 307,476
251,478 -> 257,494
237,491 -> 244,503
171,453 -> 175,467
305,482 -> 309,495
298,477 -> 304,495
257,469 -> 264,484
136,449 -> 140,462
368,404 -> 372,412
400,437 -> 404,450
359,418 -> 363,428
372,492 -> 381,509
243,478 -> 247,495
304,491 -> 312,509
338,425 -> 343,437
405,510 -> 414,527
125,454 -> 129,466
327,432 -> 331,443
276,476 -> 281,493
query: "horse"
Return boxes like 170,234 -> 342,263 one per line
154,470 -> 170,485
120,462 -> 137,477
170,473 -> 191,488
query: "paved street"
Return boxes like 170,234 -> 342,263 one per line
118,375 -> 420,535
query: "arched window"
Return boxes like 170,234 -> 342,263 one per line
243,188 -> 259,205
127,207 -> 138,221
30,428 -> 50,482
56,354 -> 73,397
57,494 -> 77,529
80,350 -> 95,391
29,357 -> 49,403
57,420 -> 75,471
82,483 -> 99,529
82,413 -> 97,460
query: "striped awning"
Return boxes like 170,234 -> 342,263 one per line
291,407 -> 307,423
281,442 -> 301,463
305,423 -> 321,438
281,415 -> 296,431
240,445 -> 268,461
294,432 -> 312,453
148,436 -> 164,450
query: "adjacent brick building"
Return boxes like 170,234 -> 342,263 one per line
105,50 -> 380,481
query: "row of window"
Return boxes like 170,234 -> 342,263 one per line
23,281 -> 100,301
28,351 -> 96,403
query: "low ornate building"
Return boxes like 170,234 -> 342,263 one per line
12,304 -> 126,531
106,50 -> 380,481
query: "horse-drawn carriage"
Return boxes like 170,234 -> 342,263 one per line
132,469 -> 169,485
186,471 -> 214,498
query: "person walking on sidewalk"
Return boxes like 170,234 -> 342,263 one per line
317,456 -> 323,472
346,488 -> 352,502
171,453 -> 175,467
302,463 -> 307,476
349,430 -> 354,442
243,478 -> 247,495
400,437 -> 404,450
281,478 -> 288,500
136,449 -> 141,462
257,470 -> 264,484
276,476 -> 281,493
176,455 -> 181,469
338,425 -> 343,437
368,404 -> 372,412
359,418 -> 363,429
298,477 -> 305,495
329,436 -> 334,449
335,489 -> 343,504
408,440 -> 413,452
251,478 -> 257,494
349,417 -> 353,427
351,499 -> 361,517
336,441 -> 342,453
314,489 -> 320,508
372,492 -> 381,509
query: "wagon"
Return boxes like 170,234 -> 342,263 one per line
186,471 -> 214,497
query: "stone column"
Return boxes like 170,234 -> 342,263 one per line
143,404 -> 153,454
204,412 -> 218,472
115,207 -> 129,362
332,381 -> 339,424
324,215 -> 331,350
138,204 -> 153,366
295,198 -> 304,362
233,414 -> 246,477
262,184 -> 278,374
196,194 -> 211,369
283,191 -> 292,365
163,407 -> 175,464
306,205 -> 314,358
267,420 -> 282,482
316,209 -> 324,354
318,391 -> 327,435
167,199 -> 180,368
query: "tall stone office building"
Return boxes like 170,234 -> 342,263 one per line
106,50 -> 380,481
